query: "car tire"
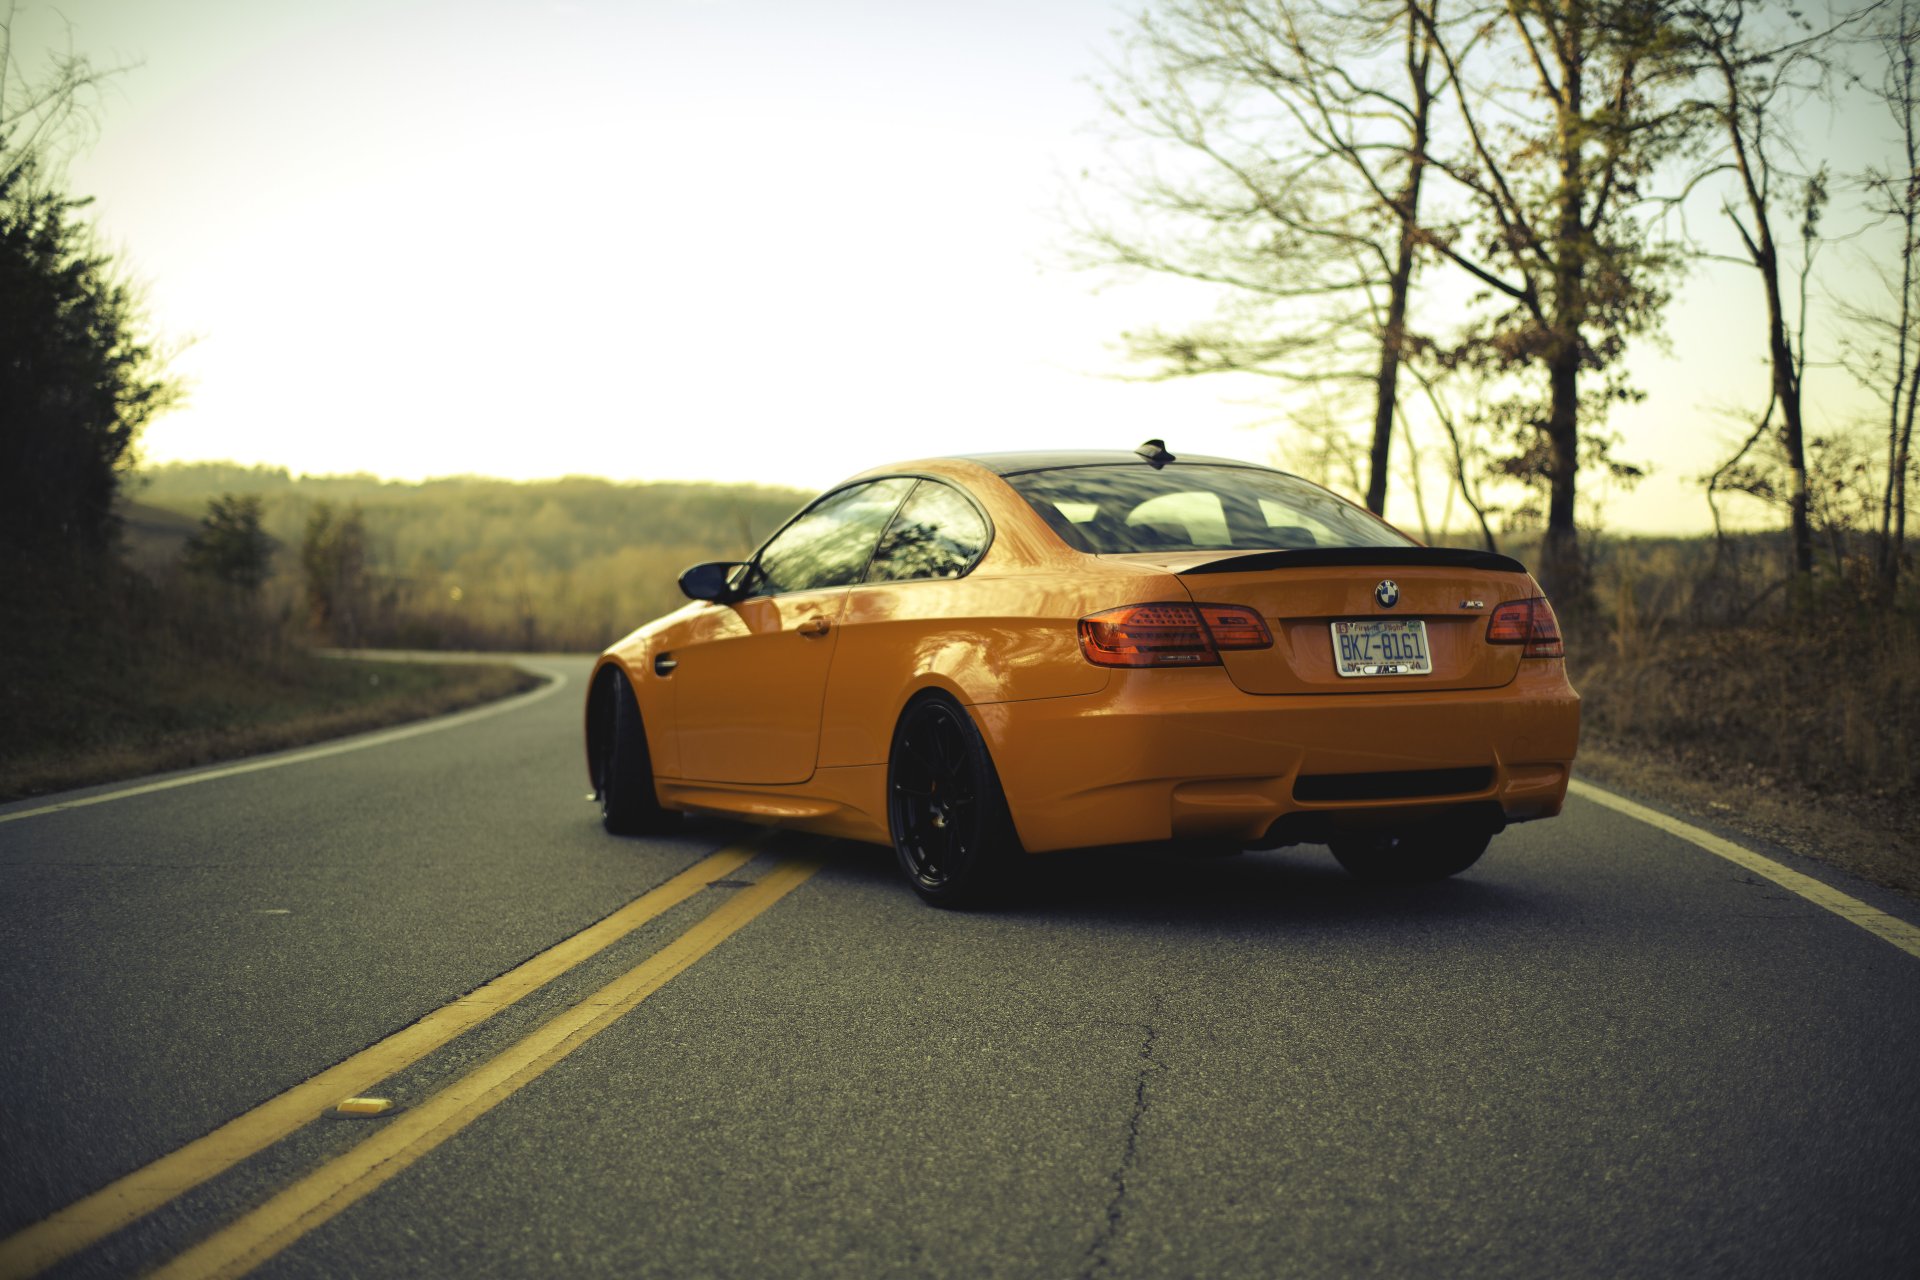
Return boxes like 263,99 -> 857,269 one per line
600,669 -> 679,836
1328,826 -> 1491,883
887,693 -> 1023,908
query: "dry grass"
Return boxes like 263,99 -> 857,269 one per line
0,658 -> 537,802
1573,616 -> 1917,799
0,555 -> 541,802
1567,534 -> 1919,894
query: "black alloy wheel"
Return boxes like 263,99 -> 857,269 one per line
887,695 -> 1020,907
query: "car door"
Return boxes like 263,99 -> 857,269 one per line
668,477 -> 914,784
817,478 -> 996,768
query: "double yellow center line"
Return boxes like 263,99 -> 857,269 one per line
0,842 -> 818,1278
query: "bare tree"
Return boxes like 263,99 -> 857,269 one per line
1849,0 -> 1920,596
1679,1 -> 1837,603
1081,0 -> 1446,514
0,4 -> 131,191
1412,0 -> 1693,604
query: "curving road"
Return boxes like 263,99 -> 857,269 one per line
1,655 -> 1916,1278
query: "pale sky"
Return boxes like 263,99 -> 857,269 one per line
15,0 -> 1903,535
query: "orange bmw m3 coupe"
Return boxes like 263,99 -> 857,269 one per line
586,443 -> 1579,905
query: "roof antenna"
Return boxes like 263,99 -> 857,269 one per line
1135,439 -> 1175,468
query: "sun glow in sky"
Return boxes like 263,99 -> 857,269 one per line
19,0 -> 1899,534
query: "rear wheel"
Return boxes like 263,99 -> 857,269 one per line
599,670 -> 678,836
887,694 -> 1022,907
1328,826 -> 1491,883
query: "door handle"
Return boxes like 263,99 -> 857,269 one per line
653,653 -> 678,676
797,616 -> 831,638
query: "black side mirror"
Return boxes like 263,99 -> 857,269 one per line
679,561 -> 746,603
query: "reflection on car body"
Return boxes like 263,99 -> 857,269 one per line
587,443 -> 1579,906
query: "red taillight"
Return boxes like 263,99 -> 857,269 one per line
1525,598 -> 1565,657
1485,597 -> 1564,658
1079,602 -> 1273,668
1196,604 -> 1270,649
1485,600 -> 1531,644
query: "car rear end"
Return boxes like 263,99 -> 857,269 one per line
967,453 -> 1579,857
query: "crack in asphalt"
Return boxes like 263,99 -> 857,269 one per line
1078,1006 -> 1163,1280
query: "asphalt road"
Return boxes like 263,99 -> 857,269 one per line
1,654 -> 1916,1279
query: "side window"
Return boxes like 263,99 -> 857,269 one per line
867,480 -> 990,583
744,478 -> 914,597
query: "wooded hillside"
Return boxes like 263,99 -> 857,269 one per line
131,464 -> 814,651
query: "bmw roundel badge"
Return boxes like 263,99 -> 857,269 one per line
1375,580 -> 1400,608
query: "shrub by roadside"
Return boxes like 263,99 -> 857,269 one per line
1572,615 -> 1916,800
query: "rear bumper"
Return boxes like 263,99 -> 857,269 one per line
971,662 -> 1580,853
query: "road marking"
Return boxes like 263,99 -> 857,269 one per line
0,842 -> 759,1278
0,667 -> 567,826
1569,778 -> 1920,961
151,855 -> 821,1280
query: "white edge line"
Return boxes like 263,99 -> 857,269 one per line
0,665 -> 570,826
1568,777 -> 1920,961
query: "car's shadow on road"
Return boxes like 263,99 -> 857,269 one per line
779,828 -> 1553,933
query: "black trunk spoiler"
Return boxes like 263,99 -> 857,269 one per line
1178,547 -> 1529,575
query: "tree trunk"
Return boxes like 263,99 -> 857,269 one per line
1884,26 -> 1919,597
1771,290 -> 1814,600
1744,207 -> 1812,599
1363,7 -> 1435,517
1892,355 -> 1917,591
1878,201 -> 1914,593
1367,214 -> 1418,515
1540,25 -> 1588,609
1540,345 -> 1585,604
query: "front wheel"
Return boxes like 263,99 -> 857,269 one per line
1328,826 -> 1491,883
599,670 -> 679,836
887,695 -> 1022,908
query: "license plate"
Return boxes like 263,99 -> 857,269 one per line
1331,619 -> 1431,677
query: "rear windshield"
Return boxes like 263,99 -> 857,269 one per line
1005,464 -> 1415,555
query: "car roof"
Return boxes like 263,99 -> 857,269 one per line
954,449 -> 1280,477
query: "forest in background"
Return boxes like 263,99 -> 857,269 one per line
128,463 -> 813,652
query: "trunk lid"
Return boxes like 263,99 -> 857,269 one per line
1115,548 -> 1539,695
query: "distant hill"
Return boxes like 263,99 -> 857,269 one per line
131,464 -> 813,565
129,463 -> 816,649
